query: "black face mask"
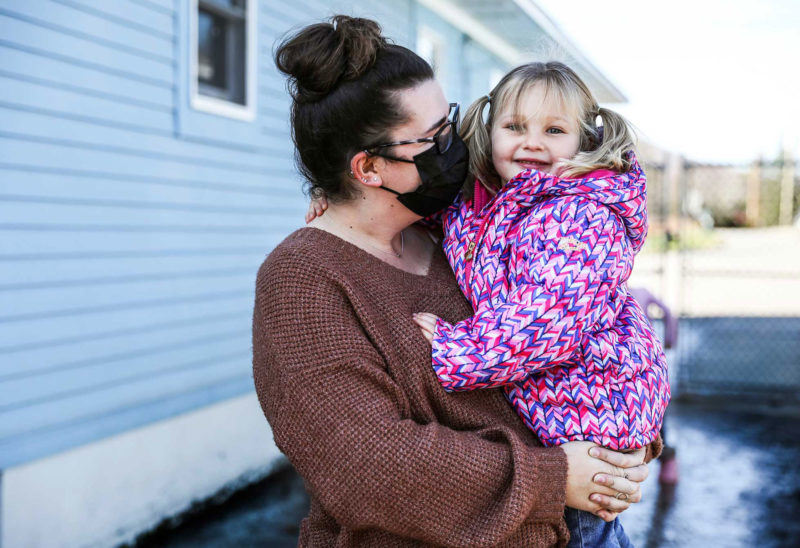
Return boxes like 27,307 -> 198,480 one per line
379,132 -> 469,217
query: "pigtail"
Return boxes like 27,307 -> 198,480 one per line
460,94 -> 501,200
596,107 -> 635,171
558,106 -> 636,178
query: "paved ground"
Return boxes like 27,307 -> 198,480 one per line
130,400 -> 800,548
620,400 -> 800,548
631,227 -> 800,317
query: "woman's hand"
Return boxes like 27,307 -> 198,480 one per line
305,195 -> 328,224
562,441 -> 648,522
412,312 -> 438,344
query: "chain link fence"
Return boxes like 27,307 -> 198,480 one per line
632,152 -> 800,401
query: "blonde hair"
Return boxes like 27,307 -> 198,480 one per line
460,61 -> 635,198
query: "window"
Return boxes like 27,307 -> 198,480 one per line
416,26 -> 445,80
190,0 -> 256,120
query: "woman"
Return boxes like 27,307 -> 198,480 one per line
253,16 -> 658,547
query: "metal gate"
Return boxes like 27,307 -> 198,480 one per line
674,156 -> 800,399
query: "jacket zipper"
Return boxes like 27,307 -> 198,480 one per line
462,206 -> 496,302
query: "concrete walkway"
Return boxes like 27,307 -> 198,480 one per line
632,227 -> 800,317
129,400 -> 800,548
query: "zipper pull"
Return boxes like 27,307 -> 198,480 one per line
464,241 -> 476,261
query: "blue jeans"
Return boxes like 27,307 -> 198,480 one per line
565,508 -> 633,548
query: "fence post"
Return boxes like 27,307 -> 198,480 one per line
665,153 -> 687,317
746,157 -> 762,226
671,155 -> 689,395
664,153 -> 683,243
779,148 -> 795,225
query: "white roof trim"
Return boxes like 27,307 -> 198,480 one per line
509,0 -> 626,102
415,0 -> 626,103
416,0 -> 524,65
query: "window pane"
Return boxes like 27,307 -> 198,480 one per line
198,9 -> 227,89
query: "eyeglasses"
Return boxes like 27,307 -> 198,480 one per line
364,103 -> 460,163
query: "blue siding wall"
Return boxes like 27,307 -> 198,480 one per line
0,0 -> 504,468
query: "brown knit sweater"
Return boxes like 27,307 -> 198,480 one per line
253,227 -> 571,547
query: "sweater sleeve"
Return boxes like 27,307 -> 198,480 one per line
432,197 -> 628,392
253,258 -> 567,547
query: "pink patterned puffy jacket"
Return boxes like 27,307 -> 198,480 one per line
432,155 -> 670,449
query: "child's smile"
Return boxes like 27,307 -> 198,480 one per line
513,157 -> 554,172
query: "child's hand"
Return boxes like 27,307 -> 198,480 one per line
305,195 -> 328,224
412,312 -> 439,344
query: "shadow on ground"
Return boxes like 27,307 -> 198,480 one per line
127,466 -> 309,548
621,400 -> 800,548
131,400 -> 800,547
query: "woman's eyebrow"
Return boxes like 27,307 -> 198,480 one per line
425,114 -> 448,133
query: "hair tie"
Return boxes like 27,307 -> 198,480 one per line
485,94 -> 492,103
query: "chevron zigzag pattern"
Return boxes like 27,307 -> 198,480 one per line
431,154 -> 671,450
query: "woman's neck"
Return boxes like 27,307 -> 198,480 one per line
308,201 -> 434,275
309,201 -> 407,257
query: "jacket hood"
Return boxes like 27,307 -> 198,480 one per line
500,153 -> 648,253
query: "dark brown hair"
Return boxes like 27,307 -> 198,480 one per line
275,15 -> 434,201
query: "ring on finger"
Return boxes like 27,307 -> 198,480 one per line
615,492 -> 629,501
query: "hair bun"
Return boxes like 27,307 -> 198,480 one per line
275,15 -> 386,103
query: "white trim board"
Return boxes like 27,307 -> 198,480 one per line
509,0 -> 626,102
416,0 -> 626,103
2,393 -> 282,548
416,0 -> 523,65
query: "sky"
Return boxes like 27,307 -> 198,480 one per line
535,0 -> 800,163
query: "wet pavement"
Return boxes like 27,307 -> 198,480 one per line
131,400 -> 800,548
621,400 -> 800,547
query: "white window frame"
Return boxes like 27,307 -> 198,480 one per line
189,0 -> 257,121
417,25 -> 446,80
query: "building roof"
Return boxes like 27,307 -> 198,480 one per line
417,0 -> 627,104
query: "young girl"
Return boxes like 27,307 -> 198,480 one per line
411,62 -> 670,548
